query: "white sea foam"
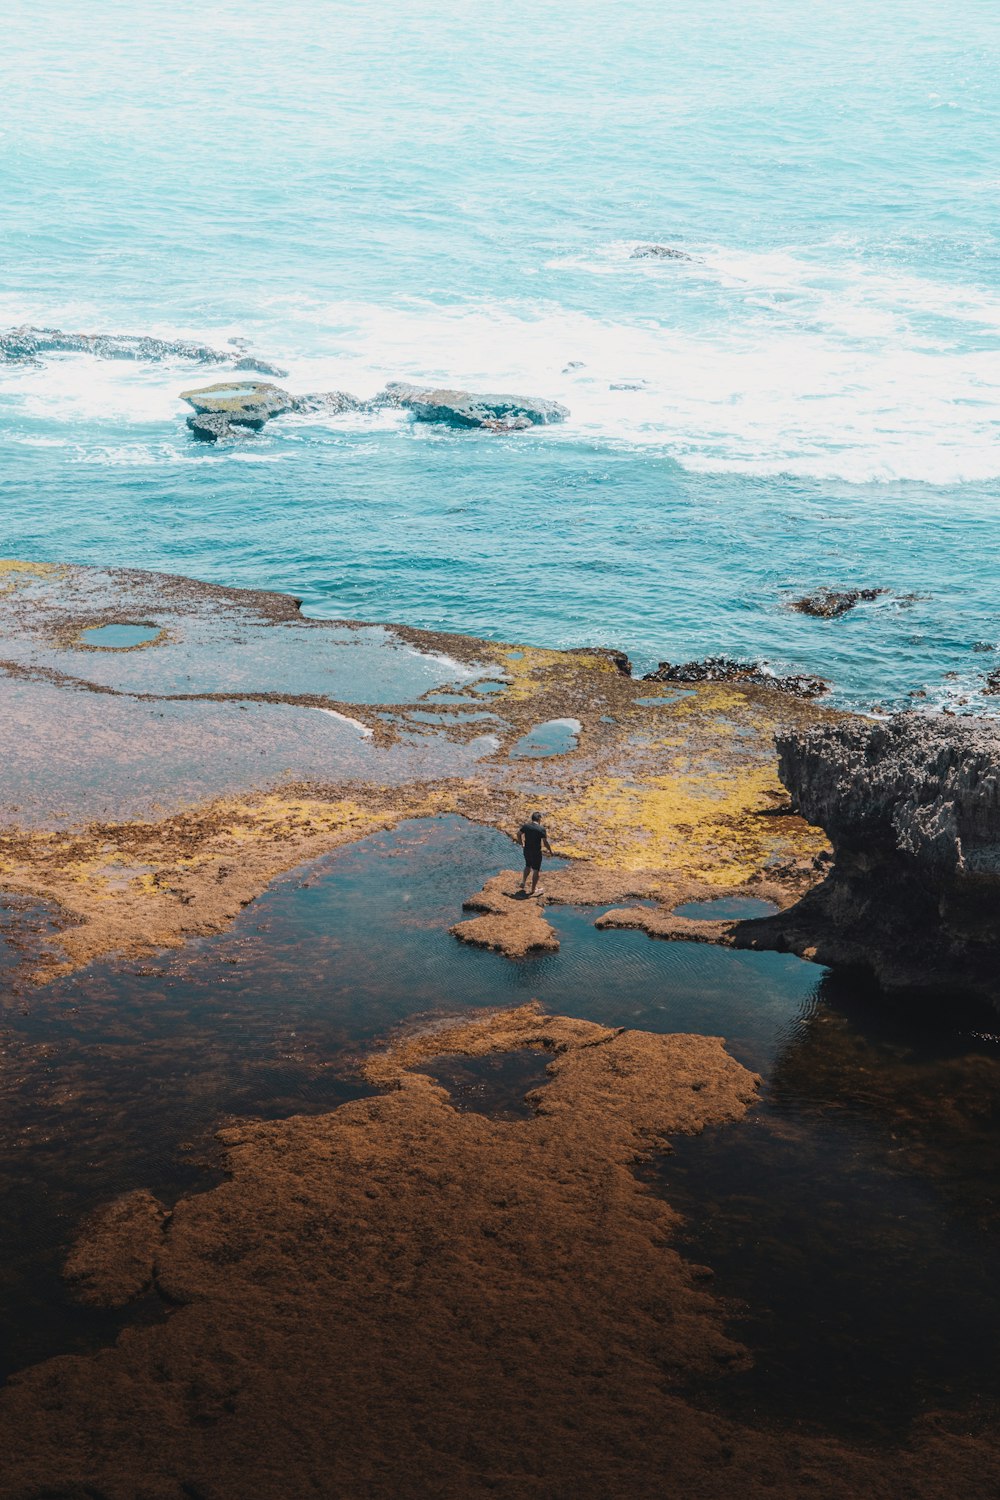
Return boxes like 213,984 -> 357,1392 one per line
6,239 -> 1000,485
308,707 -> 373,737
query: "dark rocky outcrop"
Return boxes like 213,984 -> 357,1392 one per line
180,379 -> 570,441
181,381 -> 294,441
743,714 -> 1000,1003
631,243 -> 693,261
1,324 -> 287,376
380,381 -> 569,429
643,657 -> 829,699
790,587 -> 886,619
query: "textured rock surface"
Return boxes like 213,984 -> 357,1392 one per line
181,381 -> 294,440
790,588 -> 886,619
451,873 -> 560,957
62,1189 -> 167,1307
741,714 -> 1000,999
630,243 -> 693,261
644,656 -> 829,699
0,324 -> 287,375
381,381 -> 570,428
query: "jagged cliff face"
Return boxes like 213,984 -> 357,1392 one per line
768,715 -> 1000,1003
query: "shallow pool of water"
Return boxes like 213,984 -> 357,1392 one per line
672,896 -> 779,921
510,717 -> 581,758
79,623 -> 161,648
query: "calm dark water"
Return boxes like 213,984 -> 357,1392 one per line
0,816 -> 997,1442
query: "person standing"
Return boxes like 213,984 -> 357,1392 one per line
517,811 -> 552,896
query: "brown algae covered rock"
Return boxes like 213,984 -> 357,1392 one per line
63,1188 -> 167,1307
451,873 -> 560,957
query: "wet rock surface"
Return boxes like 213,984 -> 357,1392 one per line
181,381 -> 296,441
790,588 -> 887,619
746,714 -> 1000,1000
644,656 -> 829,699
380,381 -> 570,428
630,243 -> 694,260
0,561 -> 831,981
0,324 -> 287,375
178,378 -> 570,439
62,1189 -> 167,1307
451,873 -> 560,957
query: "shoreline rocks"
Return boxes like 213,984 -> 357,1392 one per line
181,381 -> 295,441
743,714 -> 1000,1003
643,656 -> 829,699
1,324 -> 288,376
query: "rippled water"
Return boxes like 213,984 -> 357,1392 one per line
2,0 -> 1000,708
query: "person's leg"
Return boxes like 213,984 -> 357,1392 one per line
528,862 -> 540,894
520,859 -> 530,891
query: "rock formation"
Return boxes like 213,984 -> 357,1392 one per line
451,874 -> 560,957
381,381 -> 570,429
644,656 -> 829,699
790,588 -> 886,619
181,381 -> 295,440
180,378 -> 571,440
0,324 -> 287,376
744,714 -> 1000,1001
631,243 -> 694,261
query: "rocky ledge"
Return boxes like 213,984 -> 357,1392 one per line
743,714 -> 1000,1003
181,378 -> 570,441
644,656 -> 829,699
1,324 -> 288,376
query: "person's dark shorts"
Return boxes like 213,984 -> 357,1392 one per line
524,851 -> 543,871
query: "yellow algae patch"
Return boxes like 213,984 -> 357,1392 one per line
0,559 -> 62,593
0,786 -> 453,980
553,765 -> 827,885
501,645 -> 613,702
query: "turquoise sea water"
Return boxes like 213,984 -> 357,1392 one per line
2,0 -> 1000,708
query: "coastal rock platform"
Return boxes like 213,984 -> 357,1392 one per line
0,559 -> 831,983
0,564 -> 999,1497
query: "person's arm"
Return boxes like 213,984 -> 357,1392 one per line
543,834 -> 553,855
516,827 -> 524,847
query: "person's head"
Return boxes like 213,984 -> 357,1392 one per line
530,811 -> 543,824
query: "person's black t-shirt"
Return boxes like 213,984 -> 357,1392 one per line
520,822 -> 547,863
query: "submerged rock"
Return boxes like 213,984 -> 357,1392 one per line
790,587 -> 886,619
0,324 -> 287,376
181,381 -> 294,441
630,243 -> 693,261
380,381 -> 569,429
759,714 -> 1000,1001
643,657 -> 829,699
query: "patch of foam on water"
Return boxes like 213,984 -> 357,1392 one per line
8,248 -> 1000,483
254,288 -> 1000,485
308,707 -> 374,737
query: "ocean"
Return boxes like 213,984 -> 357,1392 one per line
2,0 -> 999,709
